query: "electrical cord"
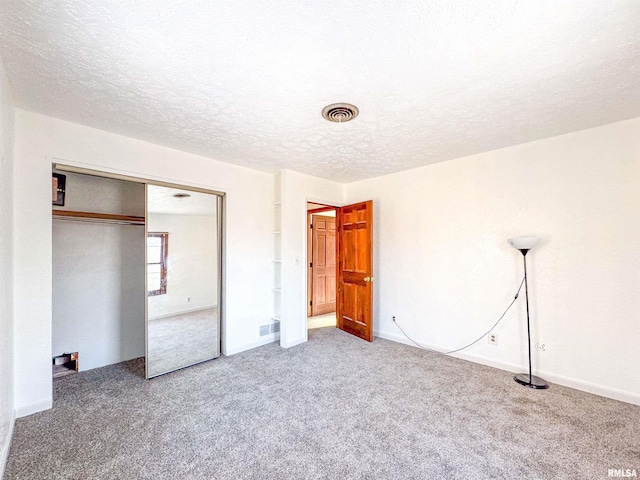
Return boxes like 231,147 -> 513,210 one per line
392,276 -> 526,356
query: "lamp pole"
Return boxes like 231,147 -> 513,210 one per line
509,237 -> 549,390
522,250 -> 532,384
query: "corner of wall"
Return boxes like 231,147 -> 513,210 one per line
14,399 -> 53,419
278,169 -> 345,349
0,51 -> 16,478
0,410 -> 15,479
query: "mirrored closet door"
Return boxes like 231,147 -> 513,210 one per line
146,184 -> 222,378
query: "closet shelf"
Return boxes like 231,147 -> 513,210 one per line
53,209 -> 145,225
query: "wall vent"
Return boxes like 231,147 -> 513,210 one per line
260,322 -> 280,336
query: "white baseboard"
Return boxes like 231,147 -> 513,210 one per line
225,333 -> 280,356
149,304 -> 217,321
0,410 -> 15,478
534,370 -> 640,406
280,336 -> 306,349
374,329 -> 640,406
375,329 -> 524,372
15,399 -> 52,418
375,329 -> 432,349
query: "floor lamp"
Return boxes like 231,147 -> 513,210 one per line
508,236 -> 549,389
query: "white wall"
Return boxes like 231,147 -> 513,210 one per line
148,213 -> 217,319
345,117 -> 640,404
0,55 -> 15,476
52,172 -> 145,372
13,110 -> 274,416
279,169 -> 344,347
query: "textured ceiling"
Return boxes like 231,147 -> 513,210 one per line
1,1 -> 640,182
147,185 -> 217,216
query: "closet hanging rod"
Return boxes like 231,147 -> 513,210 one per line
52,210 -> 145,226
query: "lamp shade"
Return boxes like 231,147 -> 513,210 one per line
508,236 -> 540,250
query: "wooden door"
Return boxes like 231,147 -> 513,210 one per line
307,213 -> 313,317
337,200 -> 373,342
311,215 -> 337,316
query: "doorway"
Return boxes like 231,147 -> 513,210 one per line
305,199 -> 374,342
307,202 -> 337,330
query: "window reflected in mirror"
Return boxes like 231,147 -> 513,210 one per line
147,233 -> 168,296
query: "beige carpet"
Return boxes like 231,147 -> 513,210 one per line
5,328 -> 640,479
307,312 -> 336,329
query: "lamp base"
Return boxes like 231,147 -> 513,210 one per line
514,373 -> 549,389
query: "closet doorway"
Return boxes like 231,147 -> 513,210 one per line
51,165 -> 223,381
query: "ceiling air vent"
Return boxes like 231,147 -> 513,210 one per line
322,103 -> 359,123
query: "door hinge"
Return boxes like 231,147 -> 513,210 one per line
310,223 -> 313,228
310,300 -> 312,306
310,262 -> 312,267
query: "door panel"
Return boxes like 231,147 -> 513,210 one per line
307,214 -> 313,317
146,185 -> 221,378
337,201 -> 373,342
311,214 -> 337,316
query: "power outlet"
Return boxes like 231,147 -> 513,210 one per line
488,333 -> 498,346
536,342 -> 546,352
392,315 -> 396,322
